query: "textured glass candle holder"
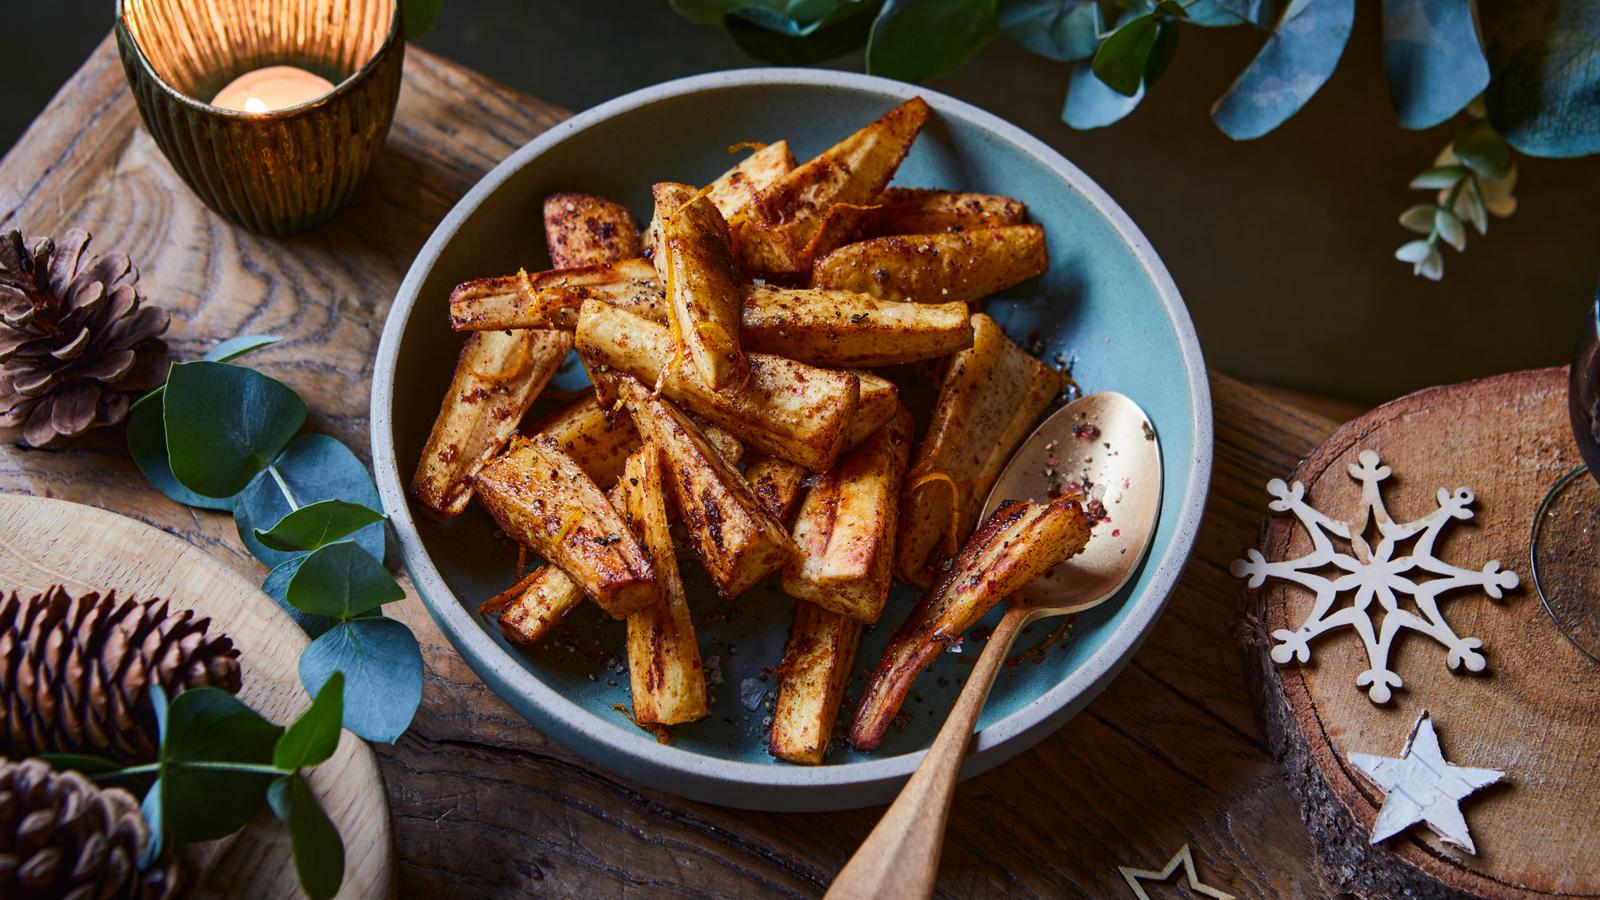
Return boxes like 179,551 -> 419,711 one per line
115,0 -> 402,236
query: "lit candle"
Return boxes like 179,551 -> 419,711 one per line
211,65 -> 336,113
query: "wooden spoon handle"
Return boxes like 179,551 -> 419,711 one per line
825,606 -> 1031,900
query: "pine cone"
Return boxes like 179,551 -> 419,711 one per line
0,587 -> 241,763
0,228 -> 170,447
0,757 -> 179,900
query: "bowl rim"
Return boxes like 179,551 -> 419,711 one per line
371,67 -> 1214,799
114,0 -> 400,118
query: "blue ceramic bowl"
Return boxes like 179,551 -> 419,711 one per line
371,70 -> 1212,811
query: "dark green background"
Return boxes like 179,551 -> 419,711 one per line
5,2 -> 1597,403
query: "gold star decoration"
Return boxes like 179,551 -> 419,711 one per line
1118,844 -> 1236,900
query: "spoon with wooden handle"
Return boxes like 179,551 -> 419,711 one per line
825,391 -> 1163,900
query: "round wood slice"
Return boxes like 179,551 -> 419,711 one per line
1249,367 -> 1600,899
0,494 -> 395,900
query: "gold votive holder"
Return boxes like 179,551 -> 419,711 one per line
115,0 -> 403,236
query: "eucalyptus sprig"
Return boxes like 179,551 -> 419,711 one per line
45,676 -> 348,899
126,336 -> 422,743
1396,116 -> 1518,280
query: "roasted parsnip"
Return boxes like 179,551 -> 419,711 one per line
529,391 -> 641,487
895,314 -> 1062,588
846,373 -> 901,450
576,301 -> 859,471
811,224 -> 1048,304
769,602 -> 862,765
473,435 -> 661,617
652,184 -> 751,391
543,193 -> 643,269
733,97 -> 929,273
741,287 -> 972,367
449,258 -> 664,332
857,188 -> 1026,237
706,141 -> 796,220
784,408 -> 913,623
618,376 -> 797,596
619,445 -> 709,725
482,564 -> 584,645
411,328 -> 572,517
851,496 -> 1092,750
744,451 -> 811,524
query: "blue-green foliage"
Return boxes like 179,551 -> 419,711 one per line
1212,0 -> 1356,140
126,337 -> 422,744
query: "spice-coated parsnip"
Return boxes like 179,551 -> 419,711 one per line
575,301 -> 858,471
448,258 -> 664,331
855,187 -> 1026,237
895,313 -> 1063,588
769,602 -> 863,765
811,224 -> 1048,304
543,193 -> 643,269
851,496 -> 1091,750
473,435 -> 661,618
652,183 -> 751,391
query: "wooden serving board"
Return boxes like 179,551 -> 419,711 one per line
1251,368 -> 1600,898
0,493 -> 395,900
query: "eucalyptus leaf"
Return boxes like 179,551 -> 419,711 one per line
1455,180 -> 1489,234
1184,0 -> 1248,27
35,753 -> 125,777
1144,19 -> 1180,86
269,775 -> 345,900
139,778 -> 164,868
1381,0 -> 1489,129
1063,59 -> 1145,128
1398,204 -> 1436,234
1212,0 -> 1356,140
285,542 -> 404,621
1434,207 -> 1466,250
867,0 -> 999,83
264,554 -> 342,638
725,0 -> 867,34
1416,244 -> 1444,279
301,617 -> 423,743
204,335 -> 283,364
1395,239 -> 1433,263
160,687 -> 283,842
274,673 -> 346,772
1409,165 -> 1467,189
728,7 -> 874,63
1452,119 -> 1514,180
256,500 -> 385,553
402,0 -> 443,39
1484,0 -> 1600,158
164,361 -> 306,500
1090,12 -> 1158,96
234,434 -> 385,569
1204,0 -> 1277,28
998,0 -> 1100,61
127,397 -> 233,511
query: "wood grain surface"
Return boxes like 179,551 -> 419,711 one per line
0,35 -> 1359,896
0,494 -> 393,899
1252,368 -> 1599,899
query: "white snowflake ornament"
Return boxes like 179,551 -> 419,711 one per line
1232,450 -> 1519,704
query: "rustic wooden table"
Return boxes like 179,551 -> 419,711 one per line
1,37 -> 1364,897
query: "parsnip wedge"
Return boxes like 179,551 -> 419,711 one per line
530,391 -> 641,487
733,97 -> 929,273
857,188 -> 1026,237
896,314 -> 1062,588
618,376 -> 797,597
769,601 -> 862,765
850,496 -> 1091,750
543,192 -> 643,269
707,141 -> 796,220
411,328 -> 572,518
784,408 -> 912,623
482,565 -> 583,645
619,445 -> 708,725
653,184 -> 751,391
847,373 -> 901,450
449,259 -> 664,332
576,301 -> 858,471
811,224 -> 1048,304
744,452 -> 810,524
741,287 -> 972,367
473,435 -> 661,617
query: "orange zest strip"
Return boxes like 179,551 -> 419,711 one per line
554,509 -> 583,544
909,471 -> 962,557
727,141 -> 768,154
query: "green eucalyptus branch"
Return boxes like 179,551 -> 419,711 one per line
1395,115 -> 1519,281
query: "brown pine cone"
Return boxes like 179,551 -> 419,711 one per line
0,757 -> 179,900
0,228 -> 170,446
0,587 -> 241,763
